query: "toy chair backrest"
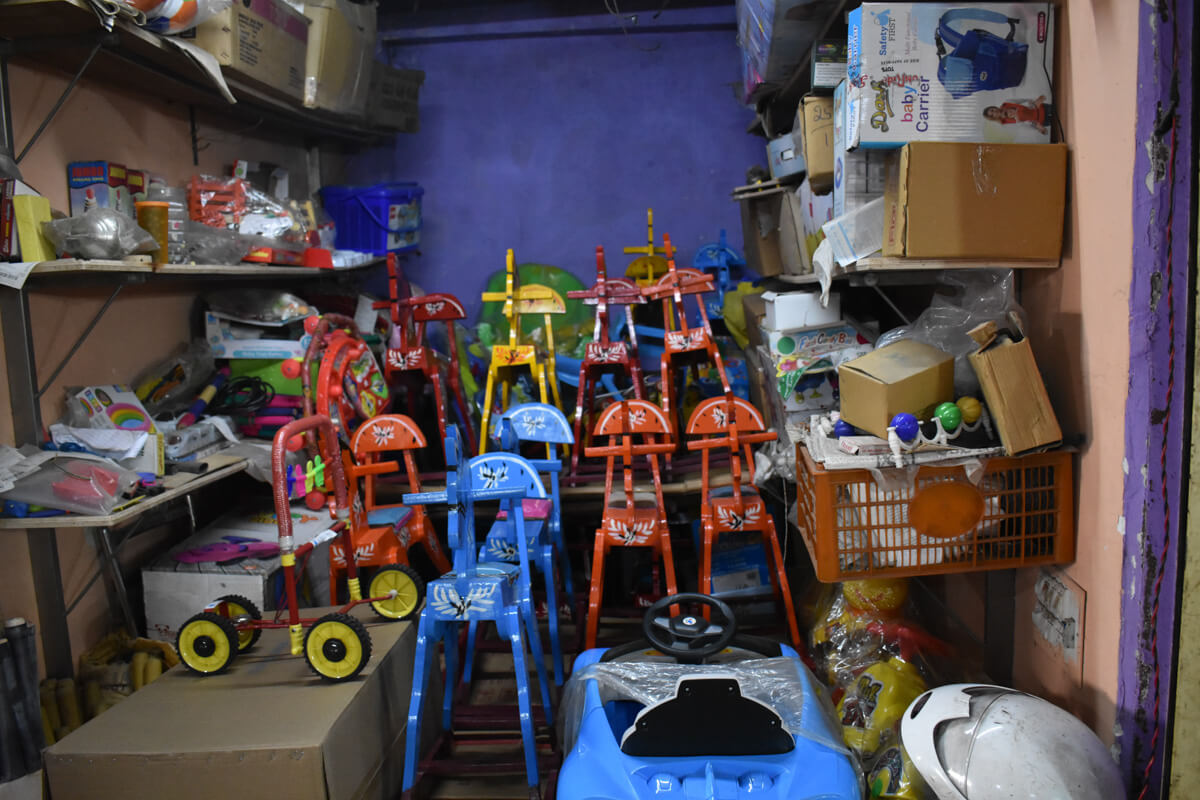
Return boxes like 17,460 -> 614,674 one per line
467,452 -> 548,502
404,292 -> 468,323
518,284 -> 567,316
271,415 -> 350,552
495,403 -> 574,448
592,399 -> 673,438
569,248 -> 644,345
685,396 -> 777,504
623,208 -> 669,287
481,249 -> 562,349
350,414 -> 427,506
585,400 -> 673,516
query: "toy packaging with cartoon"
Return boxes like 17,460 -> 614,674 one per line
846,2 -> 1055,148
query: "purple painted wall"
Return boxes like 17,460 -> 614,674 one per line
345,7 -> 764,320
1117,0 -> 1193,796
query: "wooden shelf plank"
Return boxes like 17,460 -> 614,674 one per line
28,257 -> 384,278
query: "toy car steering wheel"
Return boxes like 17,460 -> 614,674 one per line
642,593 -> 736,663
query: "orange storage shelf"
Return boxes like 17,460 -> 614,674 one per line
795,444 -> 1075,582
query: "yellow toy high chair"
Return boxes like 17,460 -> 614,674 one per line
478,249 -> 568,456
624,208 -> 669,287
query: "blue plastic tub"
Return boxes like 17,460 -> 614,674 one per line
320,182 -> 423,255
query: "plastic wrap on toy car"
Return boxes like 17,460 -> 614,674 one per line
560,656 -> 850,757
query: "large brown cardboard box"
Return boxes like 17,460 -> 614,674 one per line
44,608 -> 437,800
968,320 -> 1063,455
303,0 -> 378,115
797,95 -> 835,193
838,340 -> 954,439
192,0 -> 310,102
737,187 -> 810,278
368,63 -> 424,132
882,142 -> 1067,260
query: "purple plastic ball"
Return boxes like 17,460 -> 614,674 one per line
890,412 -> 920,442
834,420 -> 856,437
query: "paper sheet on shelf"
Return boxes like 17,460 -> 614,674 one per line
161,37 -> 237,104
0,262 -> 38,289
49,424 -> 149,461
821,196 -> 884,265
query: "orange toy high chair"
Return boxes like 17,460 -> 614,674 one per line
643,234 -> 732,461
685,395 -> 800,647
331,414 -> 451,614
566,246 -> 647,478
478,249 -> 568,457
374,254 -> 478,455
582,399 -> 679,649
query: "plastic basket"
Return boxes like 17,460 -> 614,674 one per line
795,444 -> 1075,581
320,182 -> 423,255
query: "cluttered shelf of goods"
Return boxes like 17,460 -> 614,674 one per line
0,0 -> 421,143
0,0 -> 1139,797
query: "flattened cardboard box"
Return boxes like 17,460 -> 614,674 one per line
968,320 -> 1062,455
192,0 -> 310,102
45,608 -> 438,800
838,340 -> 954,439
883,141 -> 1067,260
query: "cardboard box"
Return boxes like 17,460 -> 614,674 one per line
833,81 -> 888,217
45,606 -> 437,800
811,40 -> 847,91
193,0 -> 310,102
367,64 -> 424,132
766,322 -> 872,417
737,186 -> 809,277
205,311 -> 313,360
762,290 -> 840,331
797,95 -> 835,192
968,320 -> 1062,455
142,505 -> 335,642
742,292 -> 768,351
883,142 -> 1067,260
846,3 -> 1054,148
303,0 -> 377,115
767,132 -> 806,181
66,161 -> 129,217
838,340 -> 954,439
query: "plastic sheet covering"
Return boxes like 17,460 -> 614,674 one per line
560,655 -> 850,757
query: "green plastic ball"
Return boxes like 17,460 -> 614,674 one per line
935,402 -> 962,432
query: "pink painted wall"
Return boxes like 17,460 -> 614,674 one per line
1010,0 -> 1137,743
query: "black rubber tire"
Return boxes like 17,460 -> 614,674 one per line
212,594 -> 263,651
176,611 -> 239,675
304,612 -> 373,681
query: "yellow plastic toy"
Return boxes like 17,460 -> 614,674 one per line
867,743 -> 930,799
836,656 -> 928,759
479,249 -> 567,454
624,208 -> 669,287
813,578 -> 910,648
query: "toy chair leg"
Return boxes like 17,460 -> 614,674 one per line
441,621 -> 457,730
403,612 -> 438,793
329,558 -> 341,606
462,619 -> 479,686
585,532 -> 607,650
479,368 -> 498,454
553,523 -> 574,604
540,546 -> 564,685
447,364 -> 477,454
764,518 -> 801,647
429,369 -> 450,445
570,363 -> 589,476
519,594 -> 555,723
700,523 -> 716,596
659,524 -> 679,597
532,364 -> 555,461
501,605 -> 541,794
710,347 -> 732,394
629,359 -> 646,401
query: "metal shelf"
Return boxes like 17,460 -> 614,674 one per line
0,0 -> 401,144
770,255 -> 1060,285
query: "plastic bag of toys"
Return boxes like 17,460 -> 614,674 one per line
130,0 -> 232,35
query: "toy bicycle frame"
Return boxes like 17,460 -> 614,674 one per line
236,415 -> 401,655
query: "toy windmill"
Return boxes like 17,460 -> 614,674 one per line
624,208 -> 669,287
478,249 -> 567,455
643,233 -> 732,448
566,246 -> 647,476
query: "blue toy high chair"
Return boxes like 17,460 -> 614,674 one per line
469,402 -> 574,685
401,427 -> 554,799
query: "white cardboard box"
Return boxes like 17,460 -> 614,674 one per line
833,80 -> 889,217
142,504 -> 334,642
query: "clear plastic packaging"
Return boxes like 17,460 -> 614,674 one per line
129,341 -> 216,416
875,271 -> 1026,396
132,0 -> 232,34
41,209 -> 158,260
0,453 -> 140,515
560,656 -> 850,758
204,290 -> 315,325
182,221 -> 262,266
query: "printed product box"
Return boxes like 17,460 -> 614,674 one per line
192,0 -> 310,102
765,322 -> 873,415
811,40 -> 847,91
67,161 -> 129,217
833,80 -> 889,216
846,3 -> 1054,148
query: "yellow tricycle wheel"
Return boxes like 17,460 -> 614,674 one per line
207,594 -> 263,651
176,612 -> 238,675
304,613 -> 372,681
369,565 -> 424,621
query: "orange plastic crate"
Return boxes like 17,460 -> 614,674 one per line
795,444 -> 1075,581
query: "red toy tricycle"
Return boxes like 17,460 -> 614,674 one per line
175,415 -> 417,681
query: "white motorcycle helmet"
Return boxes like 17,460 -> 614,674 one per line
901,684 -> 1125,800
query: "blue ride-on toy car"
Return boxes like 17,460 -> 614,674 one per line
557,593 -> 863,799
